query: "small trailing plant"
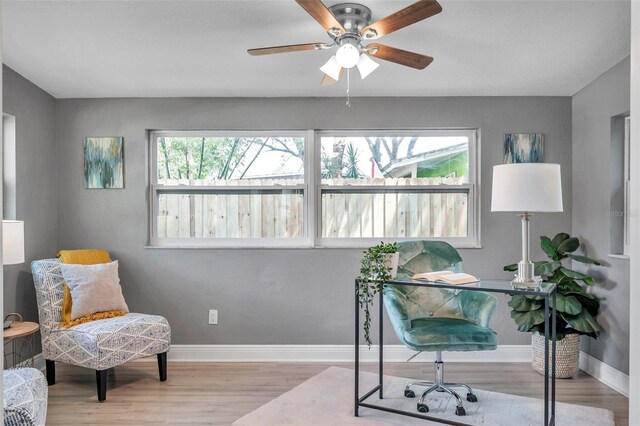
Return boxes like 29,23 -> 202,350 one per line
356,242 -> 398,348
505,233 -> 602,341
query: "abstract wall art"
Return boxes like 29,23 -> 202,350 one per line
503,133 -> 544,164
84,137 -> 124,188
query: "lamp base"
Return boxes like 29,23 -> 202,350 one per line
511,259 -> 542,289
511,275 -> 543,289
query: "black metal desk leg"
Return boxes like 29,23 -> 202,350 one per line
552,290 -> 556,423
544,296 -> 550,425
379,290 -> 384,399
355,281 -> 360,417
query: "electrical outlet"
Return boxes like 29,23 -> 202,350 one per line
208,309 -> 218,325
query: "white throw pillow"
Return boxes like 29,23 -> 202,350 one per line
60,260 -> 129,320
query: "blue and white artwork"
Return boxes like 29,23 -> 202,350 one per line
503,133 -> 544,164
84,137 -> 124,188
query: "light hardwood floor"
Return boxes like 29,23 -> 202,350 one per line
44,361 -> 628,425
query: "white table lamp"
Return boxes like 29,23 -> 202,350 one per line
491,164 -> 563,287
3,220 -> 25,265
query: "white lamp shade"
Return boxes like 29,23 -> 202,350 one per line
320,55 -> 342,81
3,220 -> 25,265
491,163 -> 563,212
357,54 -> 379,79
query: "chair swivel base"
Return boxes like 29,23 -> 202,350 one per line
403,353 -> 477,416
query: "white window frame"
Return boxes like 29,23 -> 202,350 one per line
314,129 -> 480,249
624,116 -> 631,256
3,114 -> 16,220
148,128 -> 481,249
149,130 -> 312,248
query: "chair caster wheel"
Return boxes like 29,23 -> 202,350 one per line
455,406 -> 466,416
417,403 -> 429,413
404,389 -> 415,398
466,393 -> 478,403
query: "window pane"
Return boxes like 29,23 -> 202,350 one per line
320,136 -> 469,185
157,191 -> 304,238
321,192 -> 468,238
157,136 -> 304,185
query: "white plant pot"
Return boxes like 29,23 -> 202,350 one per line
384,252 -> 400,278
531,333 -> 580,378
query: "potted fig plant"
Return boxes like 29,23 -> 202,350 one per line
356,242 -> 399,348
505,233 -> 602,378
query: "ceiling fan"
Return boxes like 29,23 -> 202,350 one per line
247,0 -> 442,85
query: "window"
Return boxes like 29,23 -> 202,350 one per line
624,116 -> 631,255
150,131 -> 309,247
3,114 -> 16,220
149,129 -> 479,248
317,130 -> 478,247
609,114 -> 631,257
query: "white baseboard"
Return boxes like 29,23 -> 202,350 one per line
579,351 -> 629,397
29,345 -> 629,397
143,344 -> 533,363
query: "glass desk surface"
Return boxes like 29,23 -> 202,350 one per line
385,275 -> 557,297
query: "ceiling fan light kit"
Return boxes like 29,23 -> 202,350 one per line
335,41 -> 360,68
320,55 -> 342,81
356,53 -> 379,79
248,0 -> 442,90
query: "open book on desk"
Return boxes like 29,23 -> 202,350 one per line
411,270 -> 479,286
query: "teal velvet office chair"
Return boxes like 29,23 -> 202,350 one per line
383,241 -> 498,416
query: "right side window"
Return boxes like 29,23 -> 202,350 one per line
624,116 -> 631,255
318,130 -> 479,247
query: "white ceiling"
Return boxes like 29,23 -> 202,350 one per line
1,0 -> 631,98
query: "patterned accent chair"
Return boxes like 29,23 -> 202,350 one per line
3,368 -> 48,426
31,258 -> 171,402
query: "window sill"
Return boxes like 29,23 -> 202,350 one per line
145,242 -> 484,250
145,245 -> 357,250
608,253 -> 630,260
146,244 -> 313,250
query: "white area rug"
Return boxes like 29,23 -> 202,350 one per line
233,366 -> 615,426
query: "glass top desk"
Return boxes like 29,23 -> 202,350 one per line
354,278 -> 557,426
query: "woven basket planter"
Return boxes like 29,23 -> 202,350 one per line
532,333 -> 580,378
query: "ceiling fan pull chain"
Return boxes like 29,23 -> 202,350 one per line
346,68 -> 351,108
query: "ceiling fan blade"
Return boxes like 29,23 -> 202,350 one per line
366,44 -> 433,70
247,42 -> 328,56
295,0 -> 346,35
360,0 -> 442,40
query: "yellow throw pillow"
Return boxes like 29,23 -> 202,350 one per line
58,249 -> 111,265
57,249 -> 127,328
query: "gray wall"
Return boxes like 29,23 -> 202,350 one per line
572,57 -> 631,374
2,65 -> 58,331
55,96 -> 572,346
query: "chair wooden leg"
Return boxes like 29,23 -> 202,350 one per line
45,360 -> 55,386
157,352 -> 168,382
96,370 -> 108,402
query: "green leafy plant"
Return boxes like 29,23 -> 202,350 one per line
356,242 -> 398,348
343,144 -> 364,179
505,233 -> 602,341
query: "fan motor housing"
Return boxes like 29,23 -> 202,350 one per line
328,3 -> 372,35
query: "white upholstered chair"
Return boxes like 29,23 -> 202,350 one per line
3,368 -> 48,426
31,258 -> 171,402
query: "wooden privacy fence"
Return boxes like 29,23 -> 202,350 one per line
156,178 -> 468,239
